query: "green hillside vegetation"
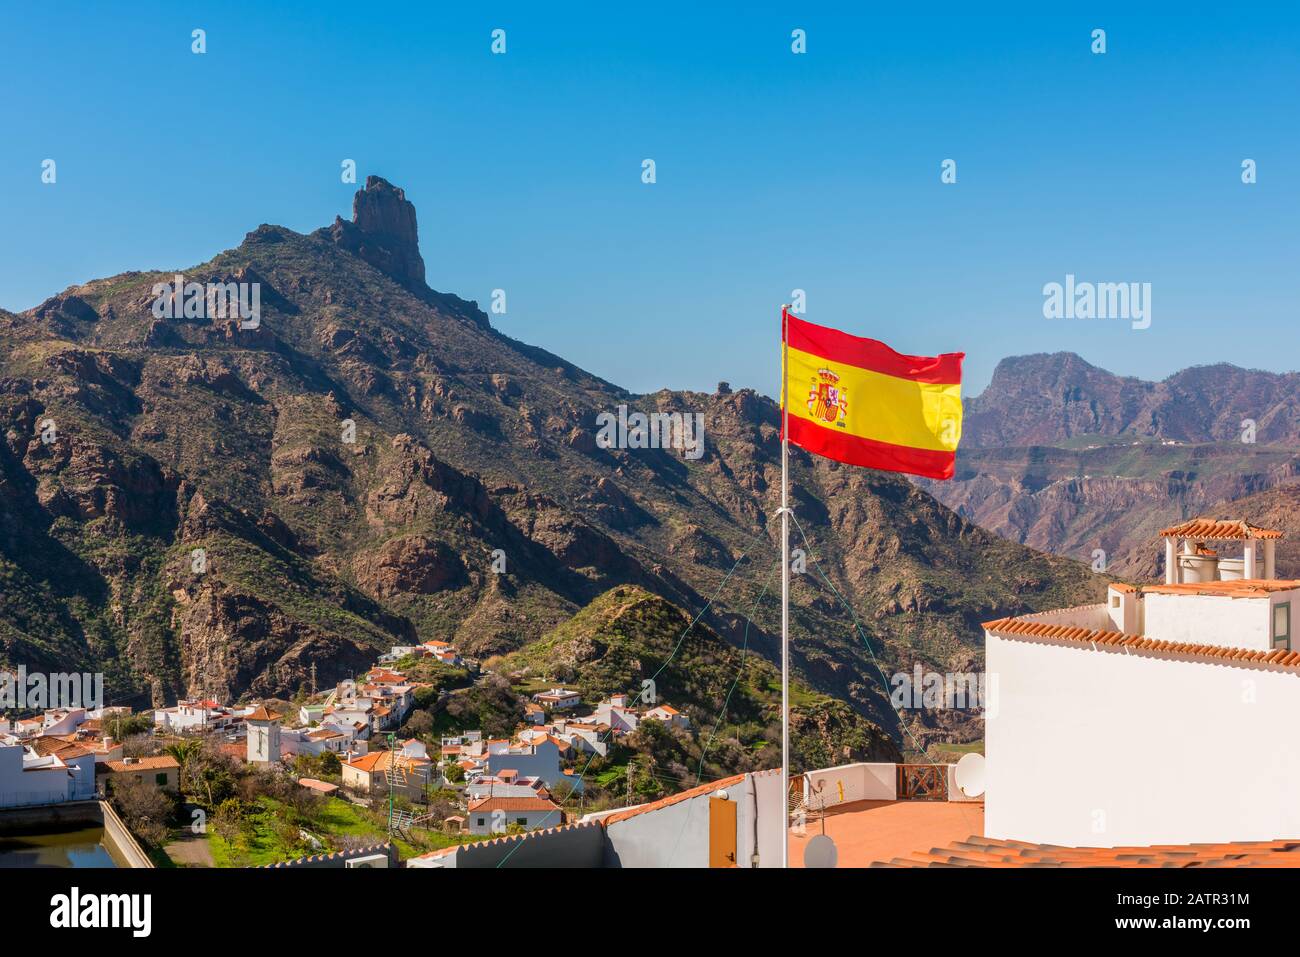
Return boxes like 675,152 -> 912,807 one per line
500,585 -> 899,777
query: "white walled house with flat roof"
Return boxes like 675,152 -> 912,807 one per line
0,736 -> 81,807
533,688 -> 582,711
985,520 -> 1300,848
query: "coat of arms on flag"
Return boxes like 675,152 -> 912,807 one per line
808,368 -> 848,425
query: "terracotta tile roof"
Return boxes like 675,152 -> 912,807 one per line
1159,518 -> 1283,540
873,835 -> 1300,868
598,773 -> 747,826
32,736 -> 91,759
1141,579 -> 1300,598
344,750 -> 430,773
297,777 -> 339,793
103,756 -> 179,773
984,616 -> 1300,670
467,795 -> 560,813
245,706 -> 283,722
1108,582 -> 1138,593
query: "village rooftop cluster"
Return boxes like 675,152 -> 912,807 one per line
0,634 -> 692,844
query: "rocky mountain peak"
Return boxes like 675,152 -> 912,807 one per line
327,175 -> 427,291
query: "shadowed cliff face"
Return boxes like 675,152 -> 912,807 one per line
0,179 -> 1102,748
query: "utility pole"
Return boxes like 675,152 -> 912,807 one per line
310,662 -> 317,697
386,731 -> 396,835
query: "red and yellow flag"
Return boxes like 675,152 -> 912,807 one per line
781,309 -> 964,480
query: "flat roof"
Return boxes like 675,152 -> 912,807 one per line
790,800 -> 985,868
789,800 -> 1300,867
878,835 -> 1300,868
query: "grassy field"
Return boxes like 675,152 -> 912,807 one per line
928,740 -> 985,760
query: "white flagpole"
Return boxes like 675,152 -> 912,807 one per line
780,304 -> 791,870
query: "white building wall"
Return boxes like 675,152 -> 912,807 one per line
603,771 -> 783,867
986,632 -> 1300,847
1142,593 -> 1279,650
803,762 -> 897,807
486,742 -> 581,791
0,744 -> 73,807
67,753 -> 97,800
469,807 -> 559,835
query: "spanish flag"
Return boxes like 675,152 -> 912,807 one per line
781,309 -> 964,480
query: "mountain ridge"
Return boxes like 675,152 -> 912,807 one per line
966,351 -> 1300,448
0,178 -> 1105,750
924,351 -> 1300,579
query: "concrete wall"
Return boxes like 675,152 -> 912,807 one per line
803,762 -> 897,808
1106,588 -> 1143,634
747,770 -> 785,867
262,842 -> 399,869
603,792 -> 712,867
1018,603 -> 1111,630
418,771 -> 783,868
987,631 -> 1300,847
453,822 -> 606,868
1143,592 -> 1275,650
602,771 -> 783,868
0,799 -> 100,832
99,799 -> 153,868
68,753 -> 96,801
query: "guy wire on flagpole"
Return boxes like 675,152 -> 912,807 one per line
779,303 -> 791,870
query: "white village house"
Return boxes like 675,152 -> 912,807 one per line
984,519 -> 1300,848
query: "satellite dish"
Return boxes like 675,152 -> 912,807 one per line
804,834 -> 838,868
954,752 -> 986,798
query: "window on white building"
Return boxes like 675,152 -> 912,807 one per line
1273,602 -> 1291,652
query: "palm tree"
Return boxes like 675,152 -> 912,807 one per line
163,739 -> 203,798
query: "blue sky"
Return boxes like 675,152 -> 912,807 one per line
2,3 -> 1296,397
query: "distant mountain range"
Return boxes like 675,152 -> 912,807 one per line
919,353 -> 1300,578
964,352 -> 1300,447
0,178 -> 1103,753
